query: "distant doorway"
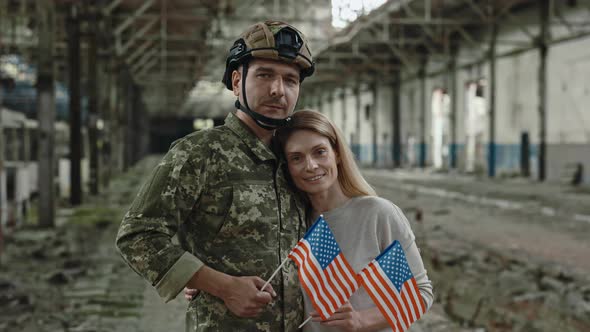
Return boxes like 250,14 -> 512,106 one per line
431,88 -> 450,169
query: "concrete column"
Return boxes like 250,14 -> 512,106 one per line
326,91 -> 334,121
22,125 -> 30,162
37,0 -> 56,227
419,61 -> 427,168
123,80 -> 132,171
10,128 -> 18,161
99,42 -> 113,189
86,3 -> 99,195
115,63 -> 126,173
371,82 -> 378,166
67,4 -> 82,205
488,23 -> 498,178
107,61 -> 117,176
340,88 -> 347,139
0,78 -> 7,227
354,85 -> 361,161
538,0 -> 549,181
449,49 -> 458,169
392,74 -> 402,168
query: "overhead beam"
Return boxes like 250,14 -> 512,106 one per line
383,17 -> 487,25
400,1 -> 440,53
136,57 -> 158,77
104,0 -> 123,16
463,0 -> 489,22
317,52 -> 397,61
120,17 -> 158,55
112,13 -> 209,21
131,47 -> 159,74
127,40 -> 155,65
387,44 -> 416,73
502,11 -> 537,42
136,34 -> 206,42
114,0 -> 156,36
496,0 -> 523,19
135,76 -> 193,84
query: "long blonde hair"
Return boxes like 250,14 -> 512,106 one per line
276,109 -> 376,197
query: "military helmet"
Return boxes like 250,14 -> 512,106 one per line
222,20 -> 315,90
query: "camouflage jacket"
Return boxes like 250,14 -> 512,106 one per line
116,112 -> 306,331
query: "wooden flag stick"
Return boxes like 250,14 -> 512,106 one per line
260,256 -> 290,293
298,316 -> 313,329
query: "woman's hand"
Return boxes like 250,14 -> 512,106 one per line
184,287 -> 198,301
311,302 -> 365,332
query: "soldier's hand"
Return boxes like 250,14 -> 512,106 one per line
220,276 -> 277,318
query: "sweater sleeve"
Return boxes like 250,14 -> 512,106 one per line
379,201 -> 434,311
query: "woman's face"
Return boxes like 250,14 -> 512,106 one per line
283,129 -> 340,196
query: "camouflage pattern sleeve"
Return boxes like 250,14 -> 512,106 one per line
116,137 -> 208,302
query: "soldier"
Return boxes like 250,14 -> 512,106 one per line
116,21 -> 315,331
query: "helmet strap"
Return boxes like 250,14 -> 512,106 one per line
237,62 -> 293,130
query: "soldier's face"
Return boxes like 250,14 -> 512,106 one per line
232,59 -> 300,119
284,130 -> 341,197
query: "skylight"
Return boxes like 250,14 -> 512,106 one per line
332,0 -> 388,28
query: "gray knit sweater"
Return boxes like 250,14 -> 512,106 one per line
303,196 -> 433,332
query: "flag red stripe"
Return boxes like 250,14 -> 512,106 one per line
405,281 -> 422,322
299,243 -> 340,312
295,247 -> 334,317
337,254 -> 359,289
323,264 -> 346,305
333,256 -> 356,297
368,263 -> 411,327
399,283 -> 416,323
360,274 -> 399,332
361,266 -> 404,332
325,263 -> 348,304
291,249 -> 329,319
366,264 -> 409,331
292,247 -> 332,319
411,278 -> 426,314
364,264 -> 406,330
321,255 -> 351,306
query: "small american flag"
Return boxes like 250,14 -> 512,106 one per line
288,215 -> 359,320
358,240 -> 426,332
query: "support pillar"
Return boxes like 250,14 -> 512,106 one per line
488,23 -> 498,178
340,88 -> 347,141
123,78 -> 135,170
37,0 -> 56,227
538,0 -> 549,181
419,61 -> 427,168
371,82 -> 378,166
116,64 -> 126,173
354,85 -> 362,161
392,73 -> 401,168
103,60 -> 115,185
67,4 -> 82,204
326,91 -> 334,123
0,74 -> 7,228
87,3 -> 100,195
449,49 -> 458,169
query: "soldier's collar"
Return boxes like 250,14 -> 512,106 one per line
225,111 -> 276,162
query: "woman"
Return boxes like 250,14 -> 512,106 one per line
187,110 -> 433,331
